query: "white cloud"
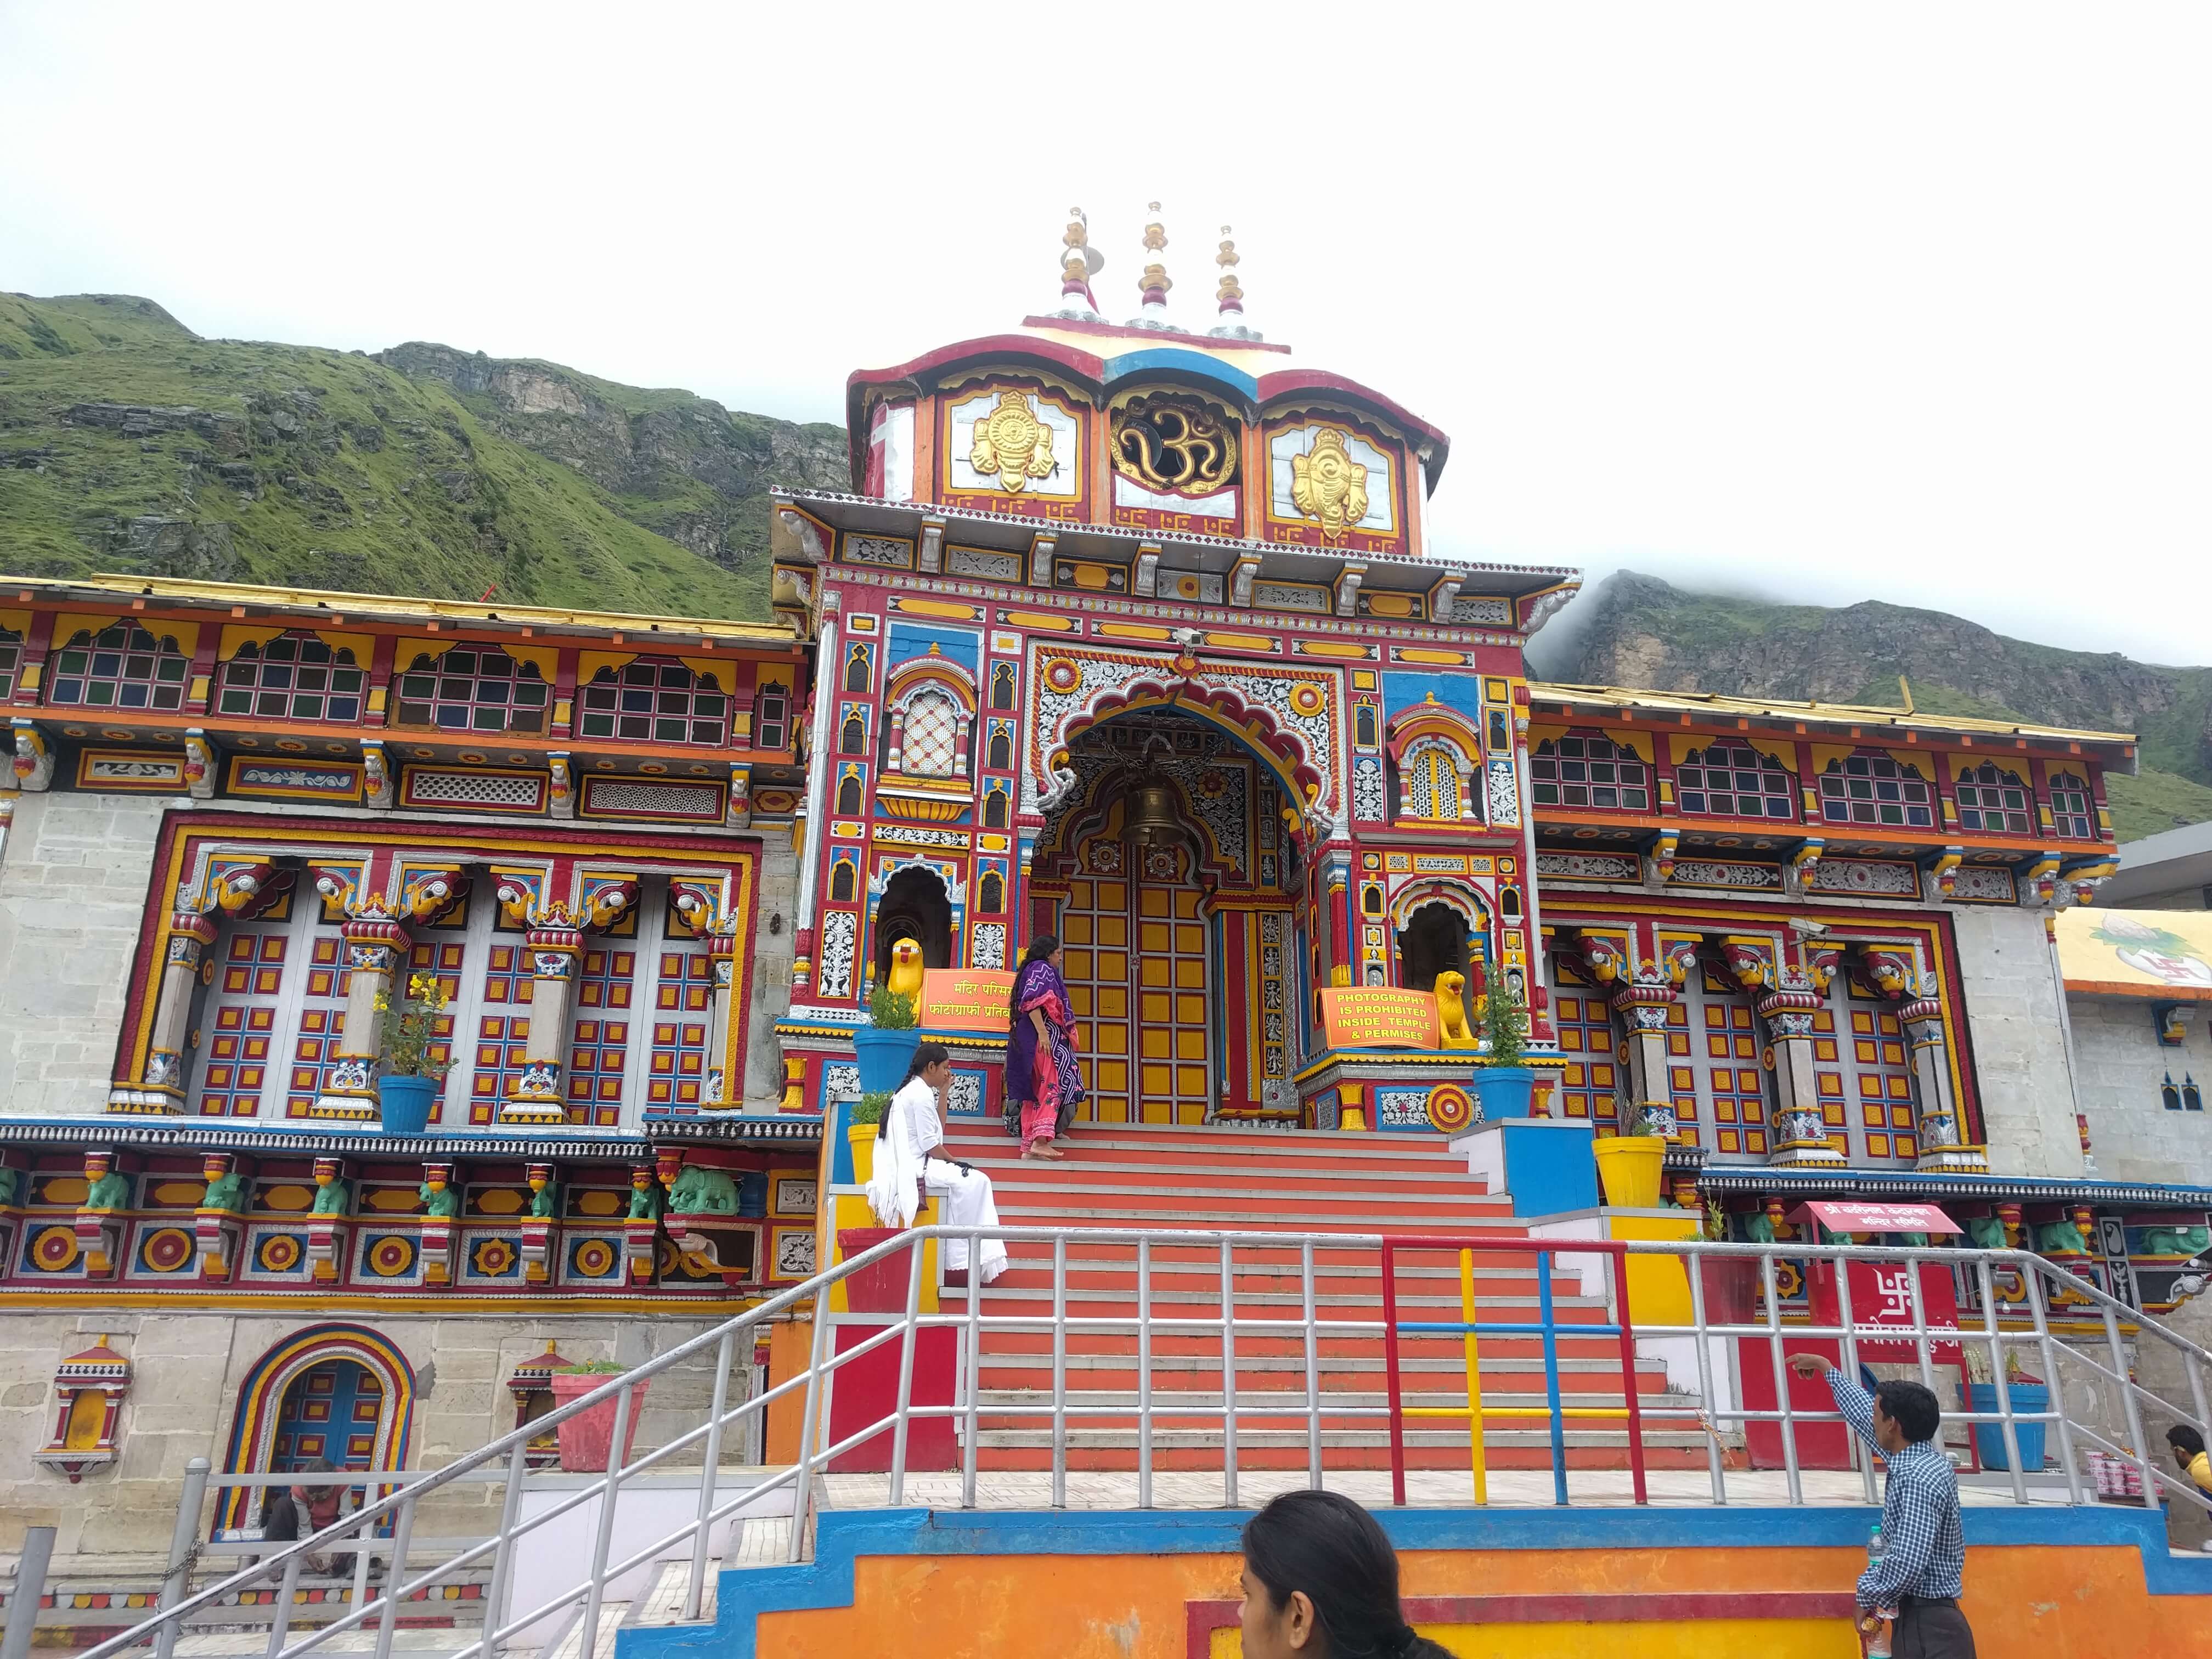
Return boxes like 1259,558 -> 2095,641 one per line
3,1 -> 2207,661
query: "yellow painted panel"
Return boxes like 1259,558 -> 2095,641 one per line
150,1181 -> 205,1206
1063,949 -> 1093,978
1139,888 -> 1171,918
1140,957 -> 1170,988
1097,915 -> 1128,947
1175,959 -> 1205,989
1096,622 -> 1173,643
1175,924 -> 1205,953
1001,611 -> 1081,633
1141,1063 -> 1172,1095
1097,987 -> 1128,1019
1141,921 -> 1171,951
1176,1030 -> 1206,1059
1142,1028 -> 1171,1059
891,597 -> 983,621
1096,882 -> 1127,910
475,1189 -> 524,1215
1096,1024 -> 1128,1055
575,1189 -> 624,1217
1202,630 -> 1276,652
1142,992 -> 1172,1023
1062,916 -> 1093,945
1175,890 -> 1201,919
1176,1065 -> 1207,1094
1397,647 -> 1469,665
1098,1060 -> 1128,1091
1067,986 -> 1093,1015
1293,638 -> 1372,659
1176,994 -> 1205,1025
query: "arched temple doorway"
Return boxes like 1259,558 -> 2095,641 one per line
871,864 -> 952,989
1029,708 -> 1302,1124
218,1323 -> 414,1534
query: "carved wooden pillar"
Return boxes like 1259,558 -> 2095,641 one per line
1901,994 -> 1984,1171
500,927 -> 582,1126
116,912 -> 218,1114
704,928 -> 738,1109
1611,984 -> 1680,1136
315,917 -> 411,1121
1758,987 -> 1844,1166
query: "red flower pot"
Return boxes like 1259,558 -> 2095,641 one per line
548,1372 -> 650,1472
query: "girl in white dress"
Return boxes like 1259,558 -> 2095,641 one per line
864,1042 -> 1009,1283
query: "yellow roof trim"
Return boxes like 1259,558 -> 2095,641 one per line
1528,680 -> 2135,748
0,574 -> 798,645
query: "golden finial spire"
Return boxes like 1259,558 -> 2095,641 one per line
1214,225 -> 1243,316
1138,201 -> 1172,310
1058,207 -> 1102,317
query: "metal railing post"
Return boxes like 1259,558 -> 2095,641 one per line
887,1238 -> 926,1506
2103,1301 -> 2158,1506
1381,1240 -> 1409,1507
1976,1257 -> 2029,1502
1137,1237 -> 1154,1510
2024,1262 -> 2083,1508
153,1456 -> 210,1659
262,1553 -> 303,1659
2,1526 -> 54,1659
577,1384 -> 635,1659
1536,1249 -> 1567,1506
688,1330 -> 735,1620
1051,1235 -> 1068,1510
1832,1245 -> 1879,1505
1761,1252 -> 1803,1506
481,1438 -> 530,1659
1301,1238 -> 1322,1491
962,1230 -> 983,1510
370,1492 -> 418,1659
788,1282 -> 835,1563
1684,1241 -> 1727,1506
1221,1239 -> 1239,1510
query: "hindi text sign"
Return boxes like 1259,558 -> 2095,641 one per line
918,969 -> 1015,1033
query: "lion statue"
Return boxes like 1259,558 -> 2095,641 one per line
1434,970 -> 1478,1049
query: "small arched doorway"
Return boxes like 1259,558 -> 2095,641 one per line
1397,900 -> 1479,1030
872,864 -> 952,989
218,1323 -> 414,1535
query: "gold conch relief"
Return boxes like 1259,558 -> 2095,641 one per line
1111,394 -> 1237,497
1288,427 -> 1370,539
968,390 -> 1058,492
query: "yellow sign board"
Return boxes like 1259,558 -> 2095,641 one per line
919,969 -> 1015,1032
1319,988 -> 1441,1051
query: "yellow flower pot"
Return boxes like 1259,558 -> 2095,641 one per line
848,1122 -> 877,1186
1593,1135 -> 1666,1209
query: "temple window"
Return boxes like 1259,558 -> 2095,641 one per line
840,713 -> 867,755
0,628 -> 23,700
1530,733 -> 1650,811
46,623 -> 188,711
2047,771 -> 2095,839
979,870 -> 1005,913
990,662 -> 1015,710
836,770 -> 864,815
577,659 -> 728,746
843,644 -> 872,693
1816,753 -> 1933,828
1953,761 -> 2032,834
987,725 -> 1013,771
190,886 -> 350,1120
983,783 -> 1009,829
1675,743 -> 1795,821
756,681 -> 789,750
216,634 -> 366,723
830,860 -> 857,904
898,690 -> 961,776
1355,705 -> 1379,749
1403,741 -> 1467,821
1815,967 -> 1921,1163
395,647 -> 549,735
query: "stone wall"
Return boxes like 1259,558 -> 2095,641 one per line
0,791 -> 167,1118
1950,904 -> 2086,1179
2064,991 -> 2212,1186
0,1308 -> 766,1566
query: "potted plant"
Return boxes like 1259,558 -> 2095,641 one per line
848,1091 -> 892,1185
853,983 -> 922,1094
548,1360 -> 650,1472
1469,975 -> 1537,1121
375,972 -> 452,1135
1593,1111 -> 1668,1208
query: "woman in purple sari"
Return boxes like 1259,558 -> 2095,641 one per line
1005,933 -> 1084,1159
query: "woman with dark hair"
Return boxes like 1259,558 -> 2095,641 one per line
1238,1491 -> 1451,1659
1005,933 -> 1083,1159
865,1041 -> 1008,1283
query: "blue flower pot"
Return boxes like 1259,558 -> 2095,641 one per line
1472,1066 -> 1536,1121
1966,1381 -> 2049,1471
377,1074 -> 439,1136
853,1026 -> 922,1097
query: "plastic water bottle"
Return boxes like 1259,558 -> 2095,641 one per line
1862,1523 -> 1894,1658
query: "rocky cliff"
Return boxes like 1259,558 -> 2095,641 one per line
1534,571 -> 2212,841
0,294 -> 848,620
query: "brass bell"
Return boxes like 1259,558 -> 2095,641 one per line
1121,781 -> 1182,848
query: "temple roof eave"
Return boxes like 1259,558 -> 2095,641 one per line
1529,681 -> 2138,762
771,488 -> 1579,609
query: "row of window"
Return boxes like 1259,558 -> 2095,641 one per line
1530,734 -> 2096,837
29,625 -> 791,751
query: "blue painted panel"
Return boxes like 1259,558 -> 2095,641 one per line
1381,670 -> 1486,721
1099,348 -> 1261,402
886,620 -> 980,675
1500,1120 -> 1600,1216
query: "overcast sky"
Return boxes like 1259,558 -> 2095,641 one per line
4,3 -> 2207,664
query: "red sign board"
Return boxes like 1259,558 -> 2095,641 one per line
1797,1200 -> 1963,1235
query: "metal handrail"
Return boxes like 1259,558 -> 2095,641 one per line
70,1223 -> 2212,1659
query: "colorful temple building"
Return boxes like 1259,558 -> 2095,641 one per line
1,208 -> 2207,1570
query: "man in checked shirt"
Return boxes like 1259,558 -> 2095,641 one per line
1791,1353 -> 1976,1657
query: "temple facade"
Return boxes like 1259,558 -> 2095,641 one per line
1,209 -> 2204,1562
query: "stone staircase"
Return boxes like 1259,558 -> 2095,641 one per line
937,1118 -> 1704,1471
